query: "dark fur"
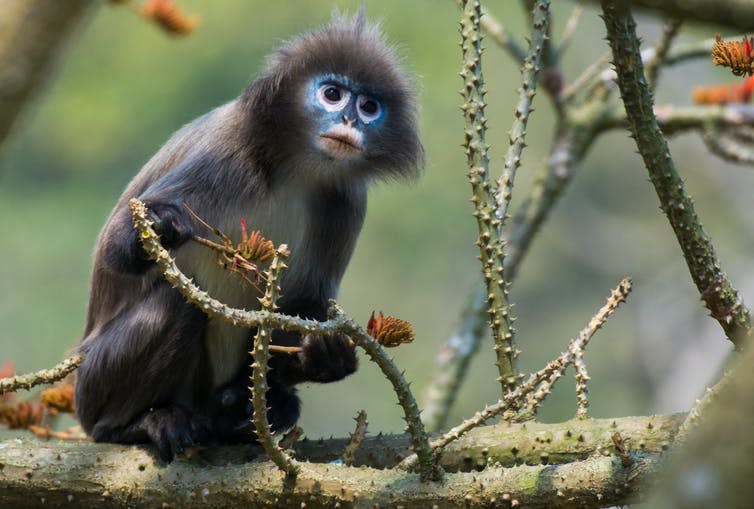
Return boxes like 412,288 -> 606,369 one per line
75,12 -> 422,461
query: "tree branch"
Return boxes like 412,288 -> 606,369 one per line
0,414 -> 681,509
601,0 -> 753,347
0,0 -> 96,150
0,355 -> 82,394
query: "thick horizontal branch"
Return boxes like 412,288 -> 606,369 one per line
0,415 -> 680,508
582,0 -> 754,30
624,0 -> 754,31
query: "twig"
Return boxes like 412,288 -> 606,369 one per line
562,51 -> 614,101
645,18 -> 683,93
278,426 -> 304,451
491,2 -> 553,389
342,410 -> 368,466
0,355 -> 82,394
249,244 -> 299,477
602,0 -> 753,348
495,0 -> 552,202
702,125 -> 754,165
556,5 -> 584,61
599,103 -> 754,135
405,278 -> 632,470
454,0 -> 527,64
573,348 -> 590,419
496,0 -> 551,223
330,304 -> 441,481
421,285 -> 487,431
521,277 -> 632,417
268,345 -> 302,355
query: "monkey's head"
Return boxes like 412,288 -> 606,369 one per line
243,10 -> 424,185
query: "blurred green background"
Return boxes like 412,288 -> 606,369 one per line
1,1 -> 751,439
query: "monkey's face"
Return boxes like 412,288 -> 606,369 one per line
305,74 -> 385,164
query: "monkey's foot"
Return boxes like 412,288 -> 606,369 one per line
136,406 -> 211,462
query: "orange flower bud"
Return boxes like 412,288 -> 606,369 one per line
712,34 -> 754,77
367,311 -> 415,348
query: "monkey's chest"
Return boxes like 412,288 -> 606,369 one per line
179,190 -> 313,388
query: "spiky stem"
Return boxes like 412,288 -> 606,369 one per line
249,244 -> 299,477
329,304 -> 441,481
404,278 -> 632,470
0,355 -> 82,394
495,0 -> 551,220
342,410 -> 368,466
460,0 -> 519,395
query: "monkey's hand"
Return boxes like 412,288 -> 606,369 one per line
101,200 -> 195,274
144,201 -> 195,249
297,332 -> 357,383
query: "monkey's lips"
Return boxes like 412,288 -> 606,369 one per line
319,125 -> 364,159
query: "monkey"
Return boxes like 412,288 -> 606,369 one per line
74,11 -> 423,462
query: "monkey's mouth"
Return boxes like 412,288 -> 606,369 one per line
319,125 -> 364,158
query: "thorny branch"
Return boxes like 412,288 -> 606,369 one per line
459,0 -> 519,395
0,355 -> 82,394
425,1 -> 754,431
128,198 -> 439,481
248,244 -> 299,477
404,278 -> 632,470
602,0 -> 753,348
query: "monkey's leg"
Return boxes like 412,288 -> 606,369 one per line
76,284 -> 211,462
214,368 -> 301,443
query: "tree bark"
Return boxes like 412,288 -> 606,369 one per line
0,415 -> 680,508
0,0 -> 97,149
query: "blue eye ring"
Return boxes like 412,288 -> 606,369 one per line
357,94 -> 382,123
317,84 -> 350,112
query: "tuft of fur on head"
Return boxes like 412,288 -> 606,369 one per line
242,9 -> 424,184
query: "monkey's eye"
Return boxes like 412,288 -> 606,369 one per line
357,95 -> 382,124
317,84 -> 350,112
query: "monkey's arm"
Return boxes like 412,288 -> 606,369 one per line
98,199 -> 194,274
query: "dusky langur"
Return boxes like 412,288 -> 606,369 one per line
74,11 -> 423,461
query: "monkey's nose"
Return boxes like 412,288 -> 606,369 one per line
341,115 -> 355,127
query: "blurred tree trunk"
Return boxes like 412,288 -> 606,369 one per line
0,0 -> 97,151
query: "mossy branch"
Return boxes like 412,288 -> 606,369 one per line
0,433 -> 668,509
601,0 -> 753,348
